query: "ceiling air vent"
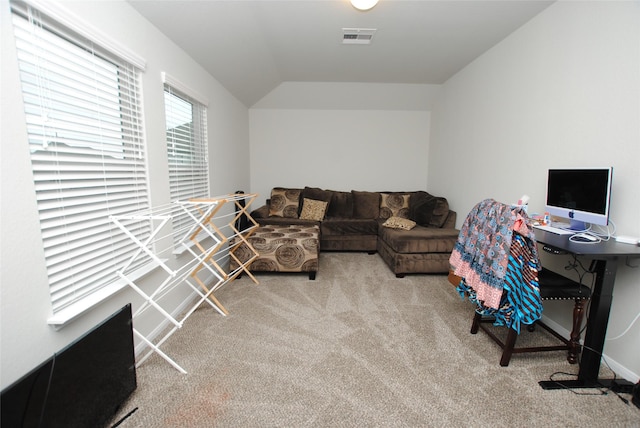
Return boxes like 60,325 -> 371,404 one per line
342,28 -> 376,45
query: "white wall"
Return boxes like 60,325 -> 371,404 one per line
250,82 -> 441,204
0,0 -> 249,388
429,1 -> 640,381
3,0 -> 638,390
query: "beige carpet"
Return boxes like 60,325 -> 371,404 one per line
110,252 -> 639,427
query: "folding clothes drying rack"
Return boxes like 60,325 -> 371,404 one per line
110,193 -> 259,373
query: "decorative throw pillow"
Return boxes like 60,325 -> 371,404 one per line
429,197 -> 450,228
301,186 -> 333,203
409,191 -> 450,228
352,191 -> 381,219
268,187 -> 302,218
299,187 -> 332,216
379,193 -> 410,219
327,190 -> 353,218
299,198 -> 328,221
409,191 -> 435,226
382,216 -> 417,230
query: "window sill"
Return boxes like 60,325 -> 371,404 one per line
47,261 -> 162,330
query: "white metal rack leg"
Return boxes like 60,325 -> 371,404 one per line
110,193 -> 260,373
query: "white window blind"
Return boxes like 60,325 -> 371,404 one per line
11,1 -> 150,314
164,79 -> 209,243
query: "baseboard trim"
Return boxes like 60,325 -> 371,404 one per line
541,315 -> 639,384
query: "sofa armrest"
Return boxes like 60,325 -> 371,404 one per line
250,204 -> 270,219
443,210 -> 457,229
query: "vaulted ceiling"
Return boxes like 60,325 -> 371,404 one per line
128,0 -> 554,107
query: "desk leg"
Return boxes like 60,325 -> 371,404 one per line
540,258 -> 629,390
579,259 -> 615,382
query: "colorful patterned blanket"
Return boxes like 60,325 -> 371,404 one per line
449,199 -> 540,314
457,233 -> 542,332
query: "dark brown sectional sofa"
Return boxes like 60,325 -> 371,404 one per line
249,187 -> 459,277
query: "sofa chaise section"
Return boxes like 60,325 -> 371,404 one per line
377,221 -> 459,277
250,187 -> 458,276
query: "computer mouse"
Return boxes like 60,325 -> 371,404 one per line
572,233 -> 598,242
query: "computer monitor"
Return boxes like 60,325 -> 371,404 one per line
545,167 -> 613,230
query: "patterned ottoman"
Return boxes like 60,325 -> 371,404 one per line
230,224 -> 320,280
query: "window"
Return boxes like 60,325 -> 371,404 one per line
163,76 -> 209,244
11,1 -> 149,318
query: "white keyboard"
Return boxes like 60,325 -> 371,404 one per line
533,224 -> 574,235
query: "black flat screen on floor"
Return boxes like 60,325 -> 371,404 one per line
1,304 -> 137,428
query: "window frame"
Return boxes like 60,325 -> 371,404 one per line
163,73 -> 210,248
11,0 -> 150,326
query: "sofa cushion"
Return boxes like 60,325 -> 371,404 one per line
300,187 -> 332,215
268,187 -> 302,218
429,197 -> 449,227
429,198 -> 450,228
299,198 -> 328,221
410,191 -> 450,228
409,191 -> 435,226
302,186 -> 332,202
379,193 -> 411,219
321,219 -> 379,237
326,190 -> 353,218
250,204 -> 270,219
351,191 -> 380,219
382,216 -> 416,230
378,223 -> 459,254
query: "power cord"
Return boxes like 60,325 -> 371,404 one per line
607,311 -> 640,341
548,346 -> 633,406
564,221 -> 618,244
38,354 -> 55,428
561,254 -> 595,338
581,344 -> 633,406
563,253 -> 640,342
547,371 -> 607,396
589,219 -> 616,241
541,237 -> 637,405
563,254 -> 596,288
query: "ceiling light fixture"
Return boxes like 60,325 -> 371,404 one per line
350,0 -> 379,11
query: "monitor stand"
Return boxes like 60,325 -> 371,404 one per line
568,219 -> 587,231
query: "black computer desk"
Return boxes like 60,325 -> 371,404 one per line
534,229 -> 640,391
